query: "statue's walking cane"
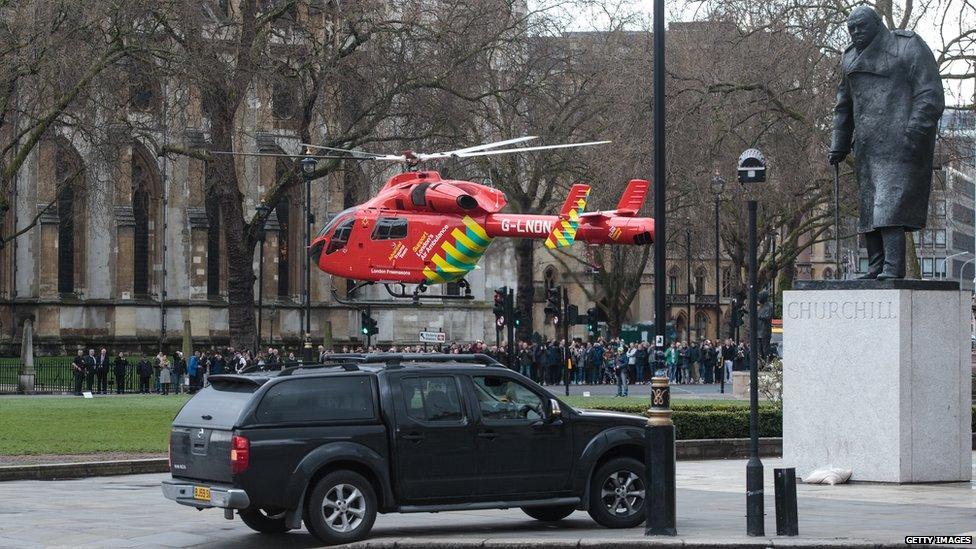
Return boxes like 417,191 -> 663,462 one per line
833,162 -> 841,279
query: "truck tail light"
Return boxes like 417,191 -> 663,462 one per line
168,436 -> 172,470
230,435 -> 249,474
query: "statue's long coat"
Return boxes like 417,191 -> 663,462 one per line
831,29 -> 944,232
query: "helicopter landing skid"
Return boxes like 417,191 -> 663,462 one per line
384,281 -> 474,305
330,280 -> 474,307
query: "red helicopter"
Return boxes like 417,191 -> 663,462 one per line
300,137 -> 656,302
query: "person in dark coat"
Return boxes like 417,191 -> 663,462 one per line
829,6 -> 944,279
94,348 -> 111,394
136,357 -> 152,394
83,349 -> 96,393
113,352 -> 129,394
72,349 -> 86,396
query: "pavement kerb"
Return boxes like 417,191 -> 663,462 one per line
339,537 -> 915,548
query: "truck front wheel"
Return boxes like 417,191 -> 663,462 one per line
304,470 -> 377,545
587,457 -> 647,528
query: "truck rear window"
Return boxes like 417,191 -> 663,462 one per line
174,382 -> 258,428
256,376 -> 375,424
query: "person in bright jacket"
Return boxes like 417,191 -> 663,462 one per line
665,342 -> 678,383
186,351 -> 200,393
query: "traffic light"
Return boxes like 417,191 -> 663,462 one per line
586,307 -> 599,333
567,304 -> 580,325
493,287 -> 507,328
360,310 -> 378,336
544,287 -> 562,325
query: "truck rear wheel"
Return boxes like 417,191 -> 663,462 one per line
304,470 -> 377,546
521,504 -> 576,522
587,457 -> 646,529
238,507 -> 289,534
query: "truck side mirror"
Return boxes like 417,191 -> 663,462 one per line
549,399 -> 562,422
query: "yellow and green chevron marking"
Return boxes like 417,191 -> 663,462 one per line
423,216 -> 493,284
545,189 -> 590,249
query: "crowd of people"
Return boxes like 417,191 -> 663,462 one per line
66,337 -> 750,398
475,338 -> 750,396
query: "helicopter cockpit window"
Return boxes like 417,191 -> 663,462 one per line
325,218 -> 355,255
371,218 -> 408,240
317,207 -> 357,239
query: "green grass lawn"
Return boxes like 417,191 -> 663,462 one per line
0,395 -> 189,455
0,393 -> 749,456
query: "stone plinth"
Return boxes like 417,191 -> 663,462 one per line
783,280 -> 972,483
732,371 -> 750,400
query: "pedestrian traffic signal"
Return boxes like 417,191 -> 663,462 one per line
586,307 -> 599,333
544,287 -> 562,324
493,287 -> 507,327
360,311 -> 378,336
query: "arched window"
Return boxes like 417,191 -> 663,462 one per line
543,266 -> 557,293
57,185 -> 75,295
128,64 -> 161,113
271,78 -> 298,120
131,142 -> 161,297
668,267 -> 679,295
695,311 -> 709,341
674,313 -> 687,342
721,266 -> 732,297
694,267 -> 707,296
274,158 -> 301,298
54,141 -> 85,296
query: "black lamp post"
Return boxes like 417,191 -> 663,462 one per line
645,0 -> 676,537
768,230 -> 778,314
685,222 -> 692,343
737,148 -> 767,537
710,173 -> 725,393
255,204 -> 270,354
299,153 -> 317,364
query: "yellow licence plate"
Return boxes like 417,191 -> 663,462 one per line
193,486 -> 211,501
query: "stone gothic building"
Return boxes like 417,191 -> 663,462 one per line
0,91 -> 512,355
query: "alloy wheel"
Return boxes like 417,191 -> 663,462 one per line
322,483 -> 366,533
600,470 -> 645,516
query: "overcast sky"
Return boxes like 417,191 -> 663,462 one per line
531,0 -> 974,108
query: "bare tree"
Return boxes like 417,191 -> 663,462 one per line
0,0 -> 149,242
150,0 -> 531,349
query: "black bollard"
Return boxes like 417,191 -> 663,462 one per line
645,375 -> 676,536
774,468 -> 799,536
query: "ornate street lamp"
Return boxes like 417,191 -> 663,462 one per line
300,153 -> 317,363
254,203 -> 271,353
738,147 -> 767,537
710,172 -> 725,393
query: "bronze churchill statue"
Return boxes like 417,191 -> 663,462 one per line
828,6 -> 944,280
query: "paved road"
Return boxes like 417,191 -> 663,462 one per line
1,456 -> 972,548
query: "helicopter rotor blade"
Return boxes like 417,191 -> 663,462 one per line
209,150 -> 372,161
428,136 -> 538,158
297,143 -> 383,158
449,140 -> 612,159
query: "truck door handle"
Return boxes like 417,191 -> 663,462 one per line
477,430 -> 498,440
401,432 -> 425,441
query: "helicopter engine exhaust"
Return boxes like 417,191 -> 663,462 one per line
414,183 -> 478,213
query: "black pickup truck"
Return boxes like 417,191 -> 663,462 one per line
162,354 -> 649,545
